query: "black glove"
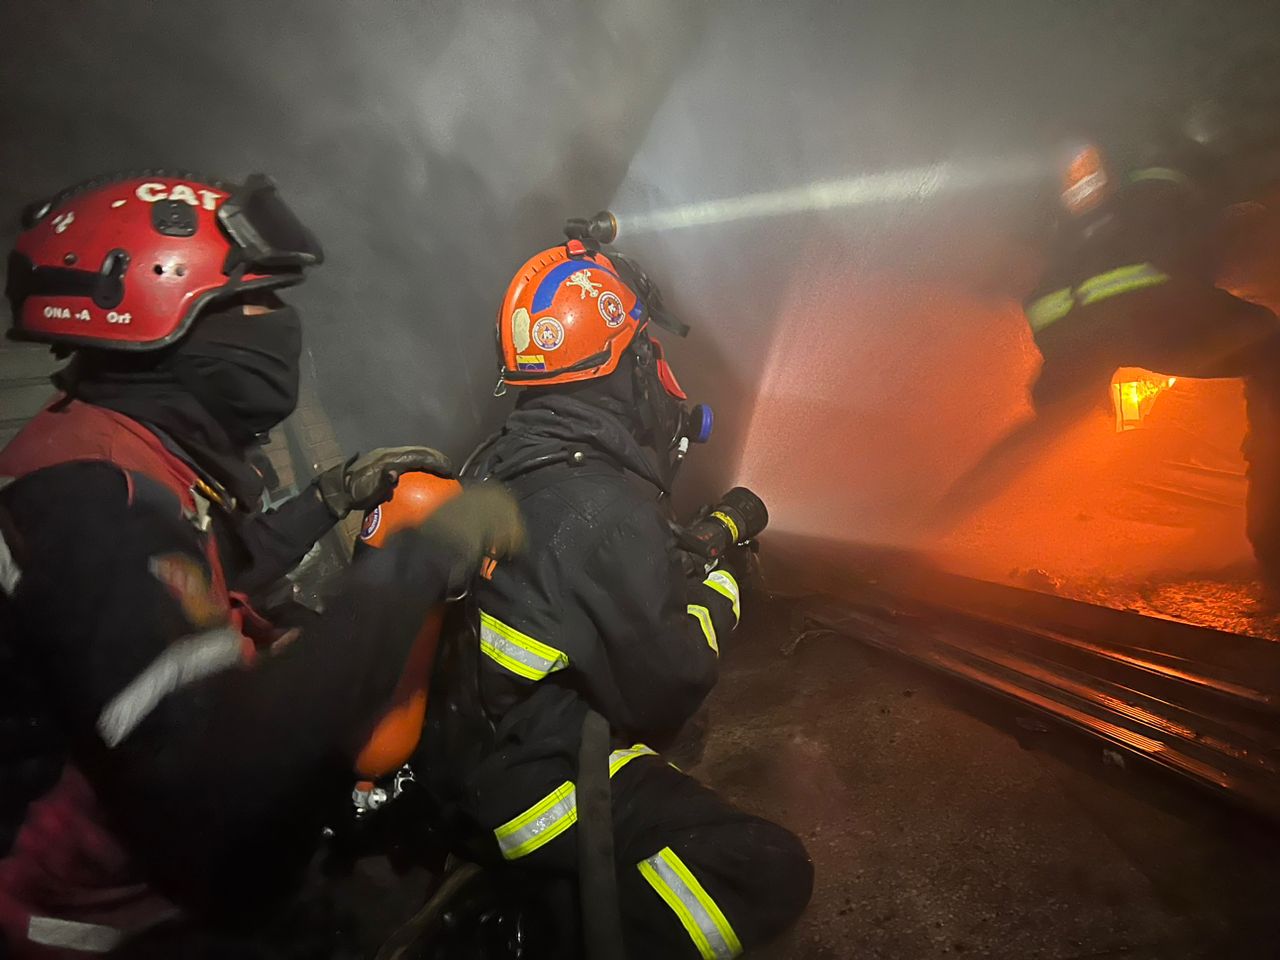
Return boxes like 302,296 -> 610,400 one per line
316,446 -> 453,518
413,484 -> 525,589
715,541 -> 761,593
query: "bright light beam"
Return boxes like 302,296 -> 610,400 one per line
617,157 -> 1044,235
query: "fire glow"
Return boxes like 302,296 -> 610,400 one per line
1111,368 -> 1178,432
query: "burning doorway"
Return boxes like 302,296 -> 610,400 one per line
934,365 -> 1273,636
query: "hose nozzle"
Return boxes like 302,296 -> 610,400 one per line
678,487 -> 769,562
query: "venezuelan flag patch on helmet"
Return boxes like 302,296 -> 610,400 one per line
516,354 -> 547,371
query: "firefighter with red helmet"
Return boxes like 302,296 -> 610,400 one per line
938,111 -> 1280,593
0,171 -> 523,956
419,231 -> 813,957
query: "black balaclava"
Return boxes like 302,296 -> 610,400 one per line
57,296 -> 302,506
170,300 -> 302,446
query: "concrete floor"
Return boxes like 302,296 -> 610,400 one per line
695,598 -> 1280,960
314,593 -> 1280,959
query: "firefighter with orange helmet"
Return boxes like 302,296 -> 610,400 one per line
420,226 -> 813,957
939,109 -> 1280,593
0,171 -> 523,956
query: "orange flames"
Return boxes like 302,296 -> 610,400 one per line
1111,367 -> 1177,432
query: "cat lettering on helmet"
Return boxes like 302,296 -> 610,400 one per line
134,182 -> 223,211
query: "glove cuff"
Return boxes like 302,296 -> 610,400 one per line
315,462 -> 353,519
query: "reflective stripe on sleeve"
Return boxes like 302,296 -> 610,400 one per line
703,570 -> 740,623
688,604 -> 719,655
478,611 -> 570,681
494,745 -> 658,860
1128,166 -> 1192,188
97,627 -> 244,748
494,780 -> 578,860
1025,287 -> 1074,333
1075,263 -> 1169,307
0,525 -> 21,595
638,846 -> 743,959
608,743 -> 657,776
27,916 -> 124,953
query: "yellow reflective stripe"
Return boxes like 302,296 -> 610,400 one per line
478,611 -> 569,681
638,846 -> 743,959
710,511 -> 740,542
688,604 -> 719,655
609,743 -> 657,777
1128,166 -> 1191,187
494,780 -> 578,860
703,570 -> 740,623
493,747 -> 658,860
1025,287 -> 1074,332
1075,263 -> 1168,307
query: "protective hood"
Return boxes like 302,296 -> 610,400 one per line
480,393 -> 670,494
168,302 -> 301,446
54,302 -> 302,506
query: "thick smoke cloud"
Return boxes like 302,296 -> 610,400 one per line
605,1 -> 1280,563
0,0 -> 701,462
3,0 -> 1280,564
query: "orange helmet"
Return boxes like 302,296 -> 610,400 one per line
1059,142 -> 1113,217
497,239 -> 647,388
357,471 -> 462,548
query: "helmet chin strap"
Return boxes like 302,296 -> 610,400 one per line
629,335 -> 686,483
629,336 -> 659,442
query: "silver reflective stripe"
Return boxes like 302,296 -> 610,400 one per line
704,570 -> 741,623
494,780 -> 578,860
608,743 -> 657,776
494,746 -> 659,860
688,604 -> 719,654
478,611 -> 570,681
28,916 -> 123,953
1061,169 -> 1108,210
0,525 -> 21,596
97,627 -> 243,748
638,846 -> 743,959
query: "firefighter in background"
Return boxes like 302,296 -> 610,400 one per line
0,172 -> 523,957
937,103 -> 1280,592
420,234 -> 813,958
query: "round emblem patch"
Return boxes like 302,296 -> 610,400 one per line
532,317 -> 565,351
598,291 -> 626,327
359,505 -> 382,541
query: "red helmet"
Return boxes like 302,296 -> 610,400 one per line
6,171 -> 323,351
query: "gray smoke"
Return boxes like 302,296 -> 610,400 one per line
3,0 -> 1279,531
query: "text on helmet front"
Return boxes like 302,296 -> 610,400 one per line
135,183 -> 223,211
